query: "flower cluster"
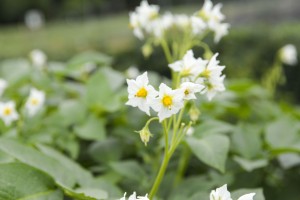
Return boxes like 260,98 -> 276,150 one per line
210,185 -> 255,200
129,0 -> 229,42
0,79 -> 45,126
279,44 -> 297,65
126,50 -> 225,122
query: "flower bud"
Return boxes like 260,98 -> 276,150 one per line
136,126 -> 153,146
189,104 -> 201,122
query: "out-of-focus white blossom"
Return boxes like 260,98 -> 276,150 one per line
120,192 -> 149,200
0,79 -> 8,97
129,0 -> 159,40
210,184 -> 255,200
25,88 -> 45,117
126,72 -> 158,115
279,44 -> 297,65
169,50 -> 208,79
151,83 -> 184,122
126,66 -> 140,79
30,49 -> 47,69
186,127 -> 195,136
209,21 -> 230,43
24,10 -> 44,30
180,82 -> 204,100
0,101 -> 19,126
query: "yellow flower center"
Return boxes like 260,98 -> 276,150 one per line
184,89 -> 190,96
136,87 -> 148,98
198,10 -> 209,21
181,68 -> 191,77
201,68 -> 211,78
3,107 -> 11,116
162,95 -> 173,108
31,98 -> 39,105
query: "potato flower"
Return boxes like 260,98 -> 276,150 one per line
126,72 -> 158,116
151,83 -> 184,122
30,49 -> 47,69
279,44 -> 297,65
0,101 -> 19,126
169,50 -> 208,79
180,82 -> 204,100
210,184 -> 255,200
120,192 -> 149,200
25,88 -> 45,117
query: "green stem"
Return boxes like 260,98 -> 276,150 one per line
149,153 -> 170,199
173,144 -> 191,187
161,39 -> 173,63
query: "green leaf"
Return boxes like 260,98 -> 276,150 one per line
67,51 -> 112,69
231,188 -> 265,200
186,134 -> 230,172
109,160 -> 146,181
231,123 -> 263,159
233,156 -> 268,172
193,120 -> 234,138
0,59 -> 31,85
0,138 -> 76,188
74,114 -> 106,141
0,162 -> 63,200
84,70 -> 124,112
265,117 -> 300,151
57,99 -> 87,126
36,144 -> 94,187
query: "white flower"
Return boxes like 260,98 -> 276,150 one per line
173,14 -> 190,28
0,79 -> 8,97
30,49 -> 47,69
279,44 -> 297,65
120,192 -> 149,200
209,21 -> 230,43
191,16 -> 206,35
126,66 -> 140,79
186,127 -> 194,136
199,0 -> 225,23
180,82 -> 204,100
0,101 -> 19,126
151,83 -> 184,122
25,88 -> 45,117
201,75 -> 225,101
126,72 -> 158,116
169,50 -> 208,79
210,184 -> 232,200
199,53 -> 225,80
129,0 -> 159,40
210,185 -> 255,200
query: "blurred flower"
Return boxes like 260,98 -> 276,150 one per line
186,127 -> 194,136
198,53 -> 226,100
24,10 -> 44,30
191,16 -> 206,35
210,184 -> 255,200
169,50 -> 208,79
129,0 -> 159,40
25,88 -> 45,117
188,104 -> 201,122
136,126 -> 152,146
209,21 -> 230,43
120,192 -> 149,200
279,44 -> 297,65
0,79 -> 8,97
0,101 -> 19,126
180,82 -> 204,100
126,72 -> 158,116
126,66 -> 140,79
30,49 -> 47,69
151,83 -> 184,122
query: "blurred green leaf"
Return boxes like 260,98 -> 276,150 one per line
0,162 -> 63,200
186,134 -> 230,173
74,114 -> 106,141
67,51 -> 112,69
110,160 -> 146,181
0,138 -> 76,188
58,99 -> 87,126
233,156 -> 268,172
231,188 -> 265,200
231,123 -> 263,159
193,120 -> 234,137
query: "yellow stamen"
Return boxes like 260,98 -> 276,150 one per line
136,88 -> 148,98
31,98 -> 39,105
162,95 -> 173,108
181,68 -> 191,77
184,89 -> 190,96
201,68 -> 211,78
3,107 -> 11,116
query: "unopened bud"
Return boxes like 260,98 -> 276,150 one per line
189,105 -> 201,122
135,126 -> 153,146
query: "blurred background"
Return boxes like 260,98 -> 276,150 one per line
0,0 -> 299,102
